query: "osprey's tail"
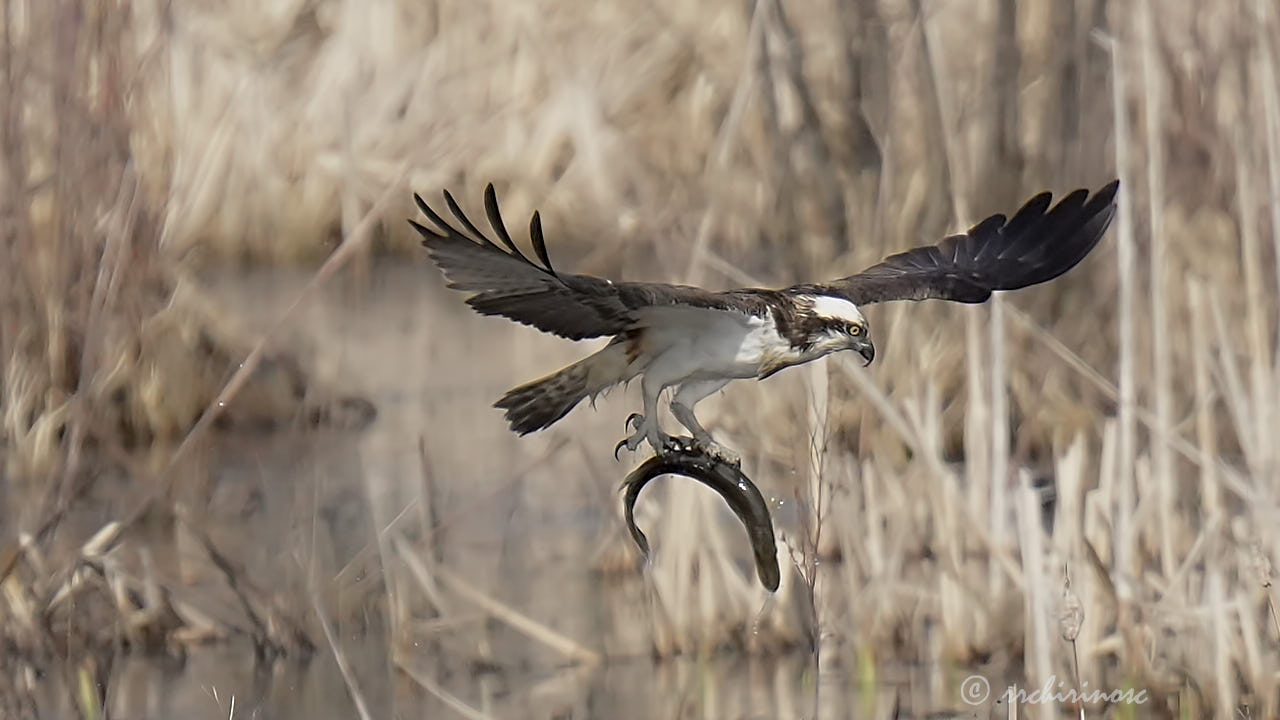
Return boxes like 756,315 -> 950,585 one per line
495,340 -> 633,434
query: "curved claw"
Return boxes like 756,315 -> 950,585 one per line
620,442 -> 779,592
624,412 -> 644,432
613,437 -> 629,461
659,435 -> 694,455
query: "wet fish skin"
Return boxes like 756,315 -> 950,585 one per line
621,442 -> 780,592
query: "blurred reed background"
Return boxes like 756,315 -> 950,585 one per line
2,0 -> 1279,717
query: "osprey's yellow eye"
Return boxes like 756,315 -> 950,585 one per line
849,324 -> 865,336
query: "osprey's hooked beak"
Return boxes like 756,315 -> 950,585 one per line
852,337 -> 875,366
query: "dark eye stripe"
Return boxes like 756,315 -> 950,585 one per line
832,321 -> 864,335
816,318 -> 866,336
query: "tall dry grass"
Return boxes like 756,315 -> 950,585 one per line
3,0 -> 1280,716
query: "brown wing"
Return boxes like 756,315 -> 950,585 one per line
811,180 -> 1119,305
411,185 -> 773,340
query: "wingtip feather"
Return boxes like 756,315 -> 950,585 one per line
529,211 -> 554,274
444,189 -> 503,249
483,183 -> 524,256
407,218 -> 441,245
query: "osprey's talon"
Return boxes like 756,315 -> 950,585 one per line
679,433 -> 735,465
703,442 -> 742,468
659,435 -> 692,455
615,415 -> 656,460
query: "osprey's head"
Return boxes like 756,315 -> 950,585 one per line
798,295 -> 876,365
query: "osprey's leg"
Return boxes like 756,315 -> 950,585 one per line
617,374 -> 678,456
671,379 -> 738,466
670,379 -> 729,443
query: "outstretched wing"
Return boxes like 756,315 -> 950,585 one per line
415,181 -> 1118,337
812,180 -> 1119,305
411,185 -> 773,340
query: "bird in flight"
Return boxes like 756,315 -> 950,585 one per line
411,180 -> 1119,465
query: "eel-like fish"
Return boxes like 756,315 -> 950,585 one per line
621,444 -> 780,592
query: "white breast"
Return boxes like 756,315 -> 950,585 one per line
632,306 -> 789,381
731,314 -> 788,370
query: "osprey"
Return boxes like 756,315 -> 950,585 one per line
411,180 -> 1119,463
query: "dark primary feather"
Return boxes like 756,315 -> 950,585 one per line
411,184 -> 772,340
412,180 -> 1119,336
814,180 -> 1120,305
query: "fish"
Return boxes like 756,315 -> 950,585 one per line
621,442 -> 780,592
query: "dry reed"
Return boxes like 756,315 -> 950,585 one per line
3,0 -> 1280,716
